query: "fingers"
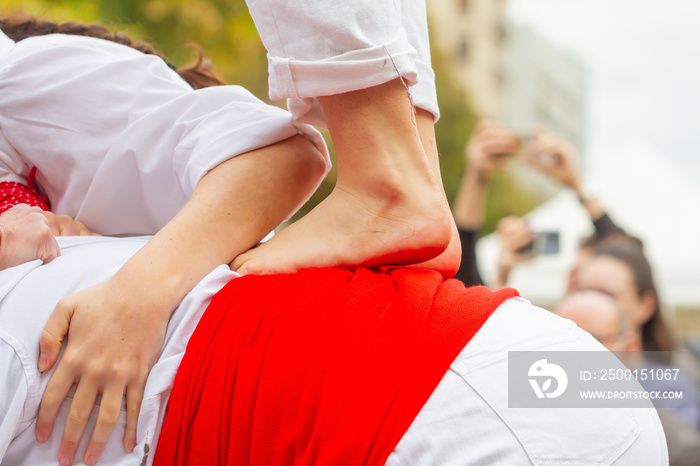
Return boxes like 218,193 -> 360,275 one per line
39,299 -> 73,372
38,234 -> 61,265
44,212 -> 97,236
498,217 -> 536,259
124,383 -> 145,453
57,382 -> 99,466
84,387 -> 125,465
36,360 -> 76,444
0,206 -> 61,269
467,120 -> 521,172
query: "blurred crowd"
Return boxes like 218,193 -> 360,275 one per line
451,121 -> 700,465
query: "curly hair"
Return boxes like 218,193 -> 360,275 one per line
0,16 -> 226,89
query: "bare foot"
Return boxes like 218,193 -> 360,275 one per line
232,177 -> 451,274
233,79 -> 452,275
404,109 -> 462,278
407,218 -> 461,278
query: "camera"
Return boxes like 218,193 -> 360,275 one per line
518,231 -> 560,255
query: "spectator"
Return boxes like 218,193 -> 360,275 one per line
576,234 -> 673,353
554,289 -> 639,352
554,289 -> 700,466
452,120 -> 520,286
492,128 -> 625,290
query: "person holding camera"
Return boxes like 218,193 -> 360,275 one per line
451,121 -> 625,289
452,120 -> 520,287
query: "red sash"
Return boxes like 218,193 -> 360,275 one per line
154,267 -> 517,465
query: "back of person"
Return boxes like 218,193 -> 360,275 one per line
0,236 -> 237,465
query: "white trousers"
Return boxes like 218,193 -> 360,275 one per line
244,0 -> 439,126
387,298 -> 669,465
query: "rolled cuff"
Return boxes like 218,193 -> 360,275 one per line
268,30 -> 425,127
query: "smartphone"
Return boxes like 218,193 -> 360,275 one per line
518,231 -> 560,255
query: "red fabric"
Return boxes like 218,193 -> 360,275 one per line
154,267 -> 518,466
0,167 -> 51,215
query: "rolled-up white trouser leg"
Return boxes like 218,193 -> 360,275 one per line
398,0 -> 438,122
245,0 -> 439,126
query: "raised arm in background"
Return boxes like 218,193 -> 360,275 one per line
526,130 -> 625,238
452,121 -> 520,287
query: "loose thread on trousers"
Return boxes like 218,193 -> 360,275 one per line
384,46 -> 416,126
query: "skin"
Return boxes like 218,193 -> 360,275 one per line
34,135 -> 326,466
526,129 -> 606,220
494,216 -> 536,289
405,108 -> 462,276
484,127 -> 609,288
452,120 -> 521,231
0,204 -> 95,269
566,246 -> 594,293
450,120 -> 529,288
573,255 -> 657,336
232,79 -> 458,277
554,290 -> 641,352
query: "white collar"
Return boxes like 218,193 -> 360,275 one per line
0,29 -> 15,60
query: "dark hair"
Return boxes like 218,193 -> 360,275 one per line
0,16 -> 226,90
591,234 -> 674,355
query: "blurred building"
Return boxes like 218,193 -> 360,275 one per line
501,24 -> 588,164
427,0 -> 588,159
427,0 -> 507,117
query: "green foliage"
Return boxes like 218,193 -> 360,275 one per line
430,35 -> 476,206
0,0 -> 269,98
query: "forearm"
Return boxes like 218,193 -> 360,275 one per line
113,134 -> 326,316
495,263 -> 511,290
453,168 -> 488,230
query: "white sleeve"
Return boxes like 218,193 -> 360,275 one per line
0,336 -> 28,457
0,34 -> 329,235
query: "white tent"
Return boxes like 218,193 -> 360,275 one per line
476,141 -> 700,311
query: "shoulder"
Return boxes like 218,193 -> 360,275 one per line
0,33 -> 164,85
9,33 -> 142,60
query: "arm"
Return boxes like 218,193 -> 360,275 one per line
494,216 -> 536,289
452,121 -> 520,286
35,134 -> 326,466
526,130 -> 625,238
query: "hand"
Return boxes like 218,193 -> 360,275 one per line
36,275 -> 170,466
466,120 -> 521,179
0,204 -> 60,269
526,129 -> 582,191
496,216 -> 536,288
43,211 -> 98,236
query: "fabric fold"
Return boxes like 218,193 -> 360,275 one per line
155,267 -> 517,465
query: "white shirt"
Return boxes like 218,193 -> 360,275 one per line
0,238 -> 668,465
0,30 -> 329,235
0,236 -> 238,465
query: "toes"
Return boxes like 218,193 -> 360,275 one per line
238,261 -> 268,276
230,253 -> 251,272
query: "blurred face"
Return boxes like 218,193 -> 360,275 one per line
555,292 -> 623,351
574,255 -> 654,328
567,246 -> 593,293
